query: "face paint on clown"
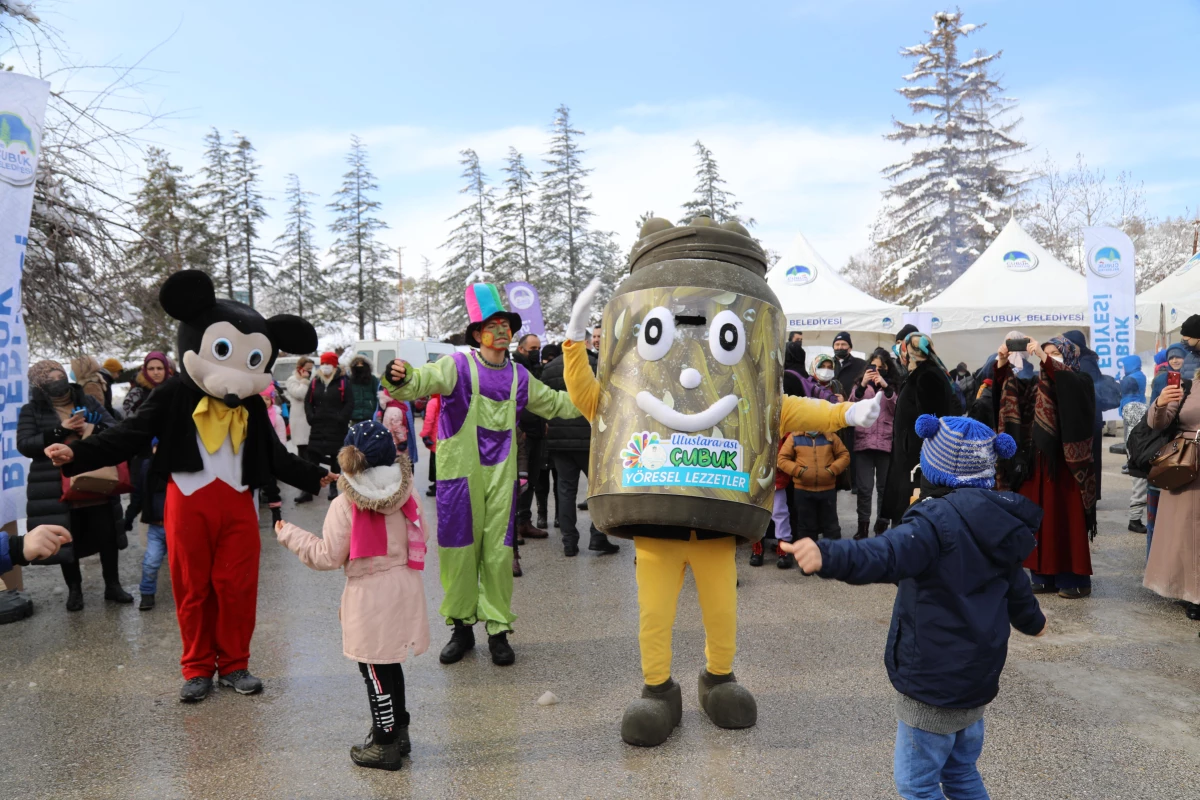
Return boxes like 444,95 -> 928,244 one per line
475,317 -> 513,355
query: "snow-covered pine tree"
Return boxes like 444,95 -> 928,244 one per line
538,105 -> 600,311
199,128 -> 241,300
413,255 -> 441,338
273,173 -> 332,327
328,135 -> 392,340
679,140 -> 754,227
439,148 -> 494,332
493,147 -> 539,286
125,147 -> 214,349
878,11 -> 1025,305
228,133 -> 273,309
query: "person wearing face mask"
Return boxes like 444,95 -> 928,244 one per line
348,356 -> 381,426
992,336 -> 1097,599
810,355 -> 845,400
1178,315 -> 1200,376
17,360 -> 132,610
300,352 -> 354,503
513,334 -> 549,544
832,332 -> 867,490
881,333 -> 957,527
284,357 -> 315,462
848,348 -> 901,539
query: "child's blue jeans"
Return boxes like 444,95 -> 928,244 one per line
139,524 -> 167,596
893,719 -> 988,800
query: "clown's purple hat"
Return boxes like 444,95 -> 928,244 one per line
464,283 -> 522,347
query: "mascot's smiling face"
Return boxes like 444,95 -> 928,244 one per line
160,270 -> 317,407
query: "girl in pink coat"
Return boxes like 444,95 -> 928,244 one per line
275,420 -> 430,772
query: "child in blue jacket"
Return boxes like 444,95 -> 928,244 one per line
784,414 -> 1047,800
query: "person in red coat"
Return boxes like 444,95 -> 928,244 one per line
420,394 -> 440,497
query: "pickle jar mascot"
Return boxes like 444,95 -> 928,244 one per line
46,270 -> 334,702
381,284 -> 581,667
562,218 -> 883,746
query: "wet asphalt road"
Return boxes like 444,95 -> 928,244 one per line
3,444 -> 1200,799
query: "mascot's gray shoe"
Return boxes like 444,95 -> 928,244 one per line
697,669 -> 757,729
620,678 -> 682,747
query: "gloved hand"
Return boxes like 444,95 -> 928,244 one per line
83,409 -> 103,425
844,392 -> 883,428
422,436 -> 434,449
565,278 -> 602,343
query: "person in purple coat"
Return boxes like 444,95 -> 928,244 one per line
848,348 -> 901,539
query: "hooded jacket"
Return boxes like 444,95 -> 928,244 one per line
818,488 -> 1046,709
778,431 -> 850,492
1118,354 -> 1146,411
306,368 -> 355,456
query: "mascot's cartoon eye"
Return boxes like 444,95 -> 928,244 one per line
211,338 -> 233,361
708,310 -> 746,366
247,349 -> 265,370
637,307 -> 675,361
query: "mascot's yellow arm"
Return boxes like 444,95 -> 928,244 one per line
563,339 -> 852,435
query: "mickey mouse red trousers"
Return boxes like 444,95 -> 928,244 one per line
165,480 -> 261,680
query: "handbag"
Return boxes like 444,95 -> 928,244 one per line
1130,381 -> 1193,481
61,462 -> 134,504
1148,431 -> 1200,491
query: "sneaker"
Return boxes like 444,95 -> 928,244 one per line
1128,519 -> 1147,534
218,669 -> 264,695
180,676 -> 213,703
0,589 -> 33,624
350,729 -> 404,771
104,582 -> 134,604
777,552 -> 795,570
488,632 -> 515,666
139,593 -> 155,611
439,621 -> 475,664
749,541 -> 764,567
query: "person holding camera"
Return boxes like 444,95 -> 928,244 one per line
991,336 -> 1096,599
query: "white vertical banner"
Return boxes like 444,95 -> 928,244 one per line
1084,226 -> 1136,420
0,72 -> 51,527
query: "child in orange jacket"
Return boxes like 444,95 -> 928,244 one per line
778,430 -> 850,541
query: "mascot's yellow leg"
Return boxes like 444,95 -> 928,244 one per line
634,534 -> 737,684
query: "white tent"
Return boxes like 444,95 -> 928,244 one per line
766,232 -> 906,352
1136,251 -> 1200,338
916,217 -> 1090,367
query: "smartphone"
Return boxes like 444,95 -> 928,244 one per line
1168,371 -> 1182,388
1005,337 -> 1030,353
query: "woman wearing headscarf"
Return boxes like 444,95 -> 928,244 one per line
993,336 -> 1097,598
17,360 -> 131,610
70,356 -> 108,410
1063,330 -> 1110,501
1144,345 -> 1187,556
284,357 -> 315,462
809,354 -> 845,401
783,343 -> 838,401
881,332 -> 957,526
122,352 -> 173,418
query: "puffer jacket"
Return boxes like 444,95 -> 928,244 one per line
284,372 -> 313,446
778,430 -> 849,492
542,352 -> 594,453
306,369 -> 354,456
421,395 -> 441,452
848,384 -> 897,453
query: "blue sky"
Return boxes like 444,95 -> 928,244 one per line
38,0 -> 1200,304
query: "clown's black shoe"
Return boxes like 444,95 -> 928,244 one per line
439,620 -> 475,664
620,677 -> 682,747
697,669 -> 757,729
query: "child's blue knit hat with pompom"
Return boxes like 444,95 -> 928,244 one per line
916,414 -> 1017,489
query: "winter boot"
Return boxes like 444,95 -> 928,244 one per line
512,553 -> 523,577
588,533 -> 620,555
776,544 -> 795,570
518,521 -> 548,540
578,499 -> 589,511
439,620 -> 475,664
488,631 -> 515,666
873,518 -> 890,535
395,725 -> 412,755
620,677 -> 683,747
296,492 -> 314,504
1128,519 -> 1147,534
536,513 -> 548,529
104,581 -> 134,604
327,483 -> 339,501
697,669 -> 757,730
563,540 -> 579,557
854,519 -> 870,541
0,589 -> 33,624
749,541 -> 764,567
139,593 -> 155,611
270,506 -> 283,525
350,728 -> 404,771
179,676 -> 213,703
218,669 -> 264,695
65,583 -> 84,612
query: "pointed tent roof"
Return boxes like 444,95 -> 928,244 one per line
766,232 -> 905,336
917,217 -> 1087,333
1136,251 -> 1200,333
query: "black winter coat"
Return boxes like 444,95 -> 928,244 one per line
542,352 -> 594,452
305,371 -> 354,456
17,385 -> 118,534
818,489 -> 1046,709
882,359 -> 957,524
835,353 -> 868,393
63,376 -> 324,495
514,351 -> 547,438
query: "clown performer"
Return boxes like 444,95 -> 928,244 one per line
561,217 -> 882,746
381,284 -> 581,667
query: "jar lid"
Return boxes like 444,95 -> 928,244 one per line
628,217 -> 768,278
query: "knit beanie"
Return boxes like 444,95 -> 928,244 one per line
320,351 -> 339,367
833,331 -> 853,348
341,420 -> 397,473
895,323 -> 919,343
1182,315 -> 1200,339
1167,344 -> 1187,361
102,357 -> 123,376
916,414 -> 1017,489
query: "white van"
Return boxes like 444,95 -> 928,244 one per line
353,339 -> 456,371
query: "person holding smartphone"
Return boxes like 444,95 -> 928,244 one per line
849,348 -> 901,539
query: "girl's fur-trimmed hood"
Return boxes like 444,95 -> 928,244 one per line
337,456 -> 412,513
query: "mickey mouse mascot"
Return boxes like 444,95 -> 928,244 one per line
47,270 -> 334,702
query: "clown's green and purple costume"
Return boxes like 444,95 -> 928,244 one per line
382,351 -> 579,634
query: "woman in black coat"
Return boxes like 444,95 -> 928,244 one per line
298,355 -> 353,502
881,333 -> 957,526
17,360 -> 132,610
